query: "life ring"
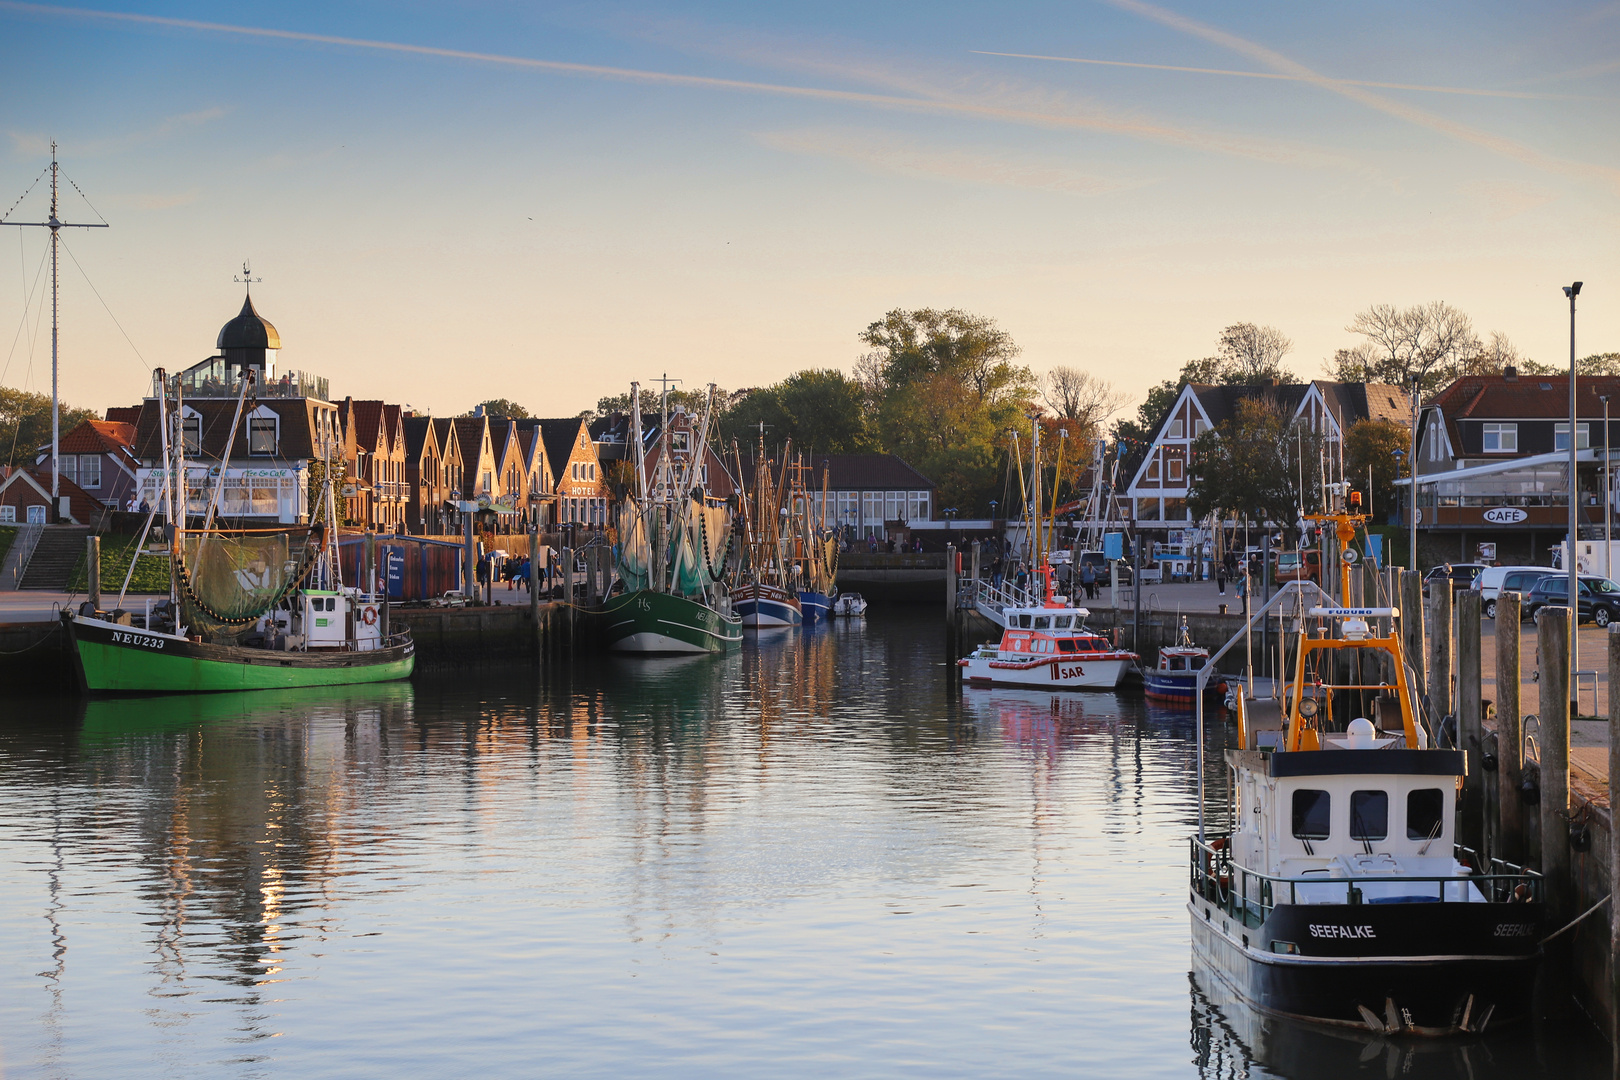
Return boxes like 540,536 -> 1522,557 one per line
362,607 -> 378,626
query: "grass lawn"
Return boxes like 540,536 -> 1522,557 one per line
68,535 -> 170,595
0,525 -> 14,570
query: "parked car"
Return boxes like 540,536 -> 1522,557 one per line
1471,565 -> 1555,619
1525,574 -> 1620,626
1273,549 -> 1320,584
1422,563 -> 1486,597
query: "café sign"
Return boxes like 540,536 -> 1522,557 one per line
1483,507 -> 1529,525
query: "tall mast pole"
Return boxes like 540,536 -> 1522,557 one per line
1,142 -> 108,516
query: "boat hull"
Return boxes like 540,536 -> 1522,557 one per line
732,584 -> 802,628
1143,670 -> 1228,703
1189,897 -> 1541,1036
596,590 -> 744,654
797,590 -> 831,623
959,652 -> 1132,689
67,614 -> 414,693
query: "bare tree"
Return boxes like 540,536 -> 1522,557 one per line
1041,365 -> 1126,431
1339,302 -> 1480,393
1216,323 -> 1294,383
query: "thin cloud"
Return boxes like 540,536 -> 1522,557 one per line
1100,0 -> 1620,192
8,106 -> 226,158
972,49 -> 1585,101
758,126 -> 1144,196
0,2 -> 1343,169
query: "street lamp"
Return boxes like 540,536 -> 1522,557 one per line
1603,393 -> 1612,580
1566,280 -> 1584,681
1407,373 -> 1421,572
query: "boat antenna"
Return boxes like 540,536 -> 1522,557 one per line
2,142 -> 109,514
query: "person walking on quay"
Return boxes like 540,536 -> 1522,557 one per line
1215,554 -> 1227,596
476,554 -> 491,603
1080,560 -> 1097,601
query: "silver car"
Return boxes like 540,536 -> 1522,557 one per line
1471,564 -> 1556,619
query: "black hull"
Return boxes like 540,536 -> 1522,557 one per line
1189,895 -> 1542,1036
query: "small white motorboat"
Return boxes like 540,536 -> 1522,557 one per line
831,592 -> 868,617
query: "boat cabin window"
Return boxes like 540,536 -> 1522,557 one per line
1018,615 -> 1031,628
1291,789 -> 1331,840
1349,790 -> 1388,841
1407,789 -> 1445,840
1057,639 -> 1075,653
1055,616 -> 1072,629
1170,657 -> 1185,670
1033,616 -> 1051,629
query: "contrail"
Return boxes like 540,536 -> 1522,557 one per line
1100,0 -> 1620,192
0,1 -> 1322,164
972,49 -> 1579,101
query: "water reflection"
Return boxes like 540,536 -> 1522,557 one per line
0,614 -> 1607,1077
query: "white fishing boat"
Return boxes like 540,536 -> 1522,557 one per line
1189,494 -> 1544,1037
830,592 -> 867,617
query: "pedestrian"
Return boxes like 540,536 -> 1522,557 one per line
1080,560 -> 1097,600
991,556 -> 1003,588
1215,557 -> 1227,596
1015,566 -> 1028,595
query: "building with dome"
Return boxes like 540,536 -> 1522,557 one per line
128,287 -> 340,525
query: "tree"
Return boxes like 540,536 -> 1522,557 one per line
1344,418 -> 1408,523
720,369 -> 875,453
1040,365 -> 1125,433
857,309 -> 1036,514
594,385 -> 719,419
474,398 -> 530,419
1213,323 -> 1294,383
1187,396 -> 1322,532
1327,302 -> 1481,395
0,387 -> 98,467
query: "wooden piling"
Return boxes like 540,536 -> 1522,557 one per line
1537,606 -> 1572,925
1401,570 -> 1427,696
1607,625 -> 1620,1061
86,534 -> 100,611
945,543 -> 958,662
1495,591 -> 1525,867
1456,591 -> 1484,852
364,531 -> 376,595
1429,585 -> 1454,725
562,546 -> 573,652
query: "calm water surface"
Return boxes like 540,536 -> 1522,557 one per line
0,613 -> 1607,1077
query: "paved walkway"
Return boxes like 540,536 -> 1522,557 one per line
0,590 -> 168,623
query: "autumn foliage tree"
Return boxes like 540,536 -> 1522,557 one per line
1187,396 -> 1322,533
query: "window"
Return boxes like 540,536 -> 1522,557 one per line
1033,616 -> 1050,629
1482,422 -> 1517,453
1407,788 -> 1445,841
78,455 -> 100,489
182,416 -> 202,454
1167,457 -> 1184,483
1192,419 -> 1208,438
0,506 -> 12,523
1349,790 -> 1388,841
27,504 -> 46,524
249,417 -> 277,455
1168,419 -> 1184,439
1555,423 -> 1590,451
58,455 -> 76,484
1146,457 -> 1160,481
1291,789 -> 1331,839
482,471 -> 493,493
672,432 -> 691,454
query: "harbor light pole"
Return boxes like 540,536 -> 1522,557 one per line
1566,281 -> 1583,680
1603,393 -> 1612,580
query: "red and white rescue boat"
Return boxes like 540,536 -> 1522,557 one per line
958,598 -> 1137,691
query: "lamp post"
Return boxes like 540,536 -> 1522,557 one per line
1566,281 -> 1584,681
1603,393 -> 1612,580
1408,373 -> 1421,572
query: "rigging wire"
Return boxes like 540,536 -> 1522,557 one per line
2,229 -> 51,386
59,233 -> 149,371
0,164 -> 50,225
56,169 -> 109,226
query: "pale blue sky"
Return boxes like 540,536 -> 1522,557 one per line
3,0 -> 1618,418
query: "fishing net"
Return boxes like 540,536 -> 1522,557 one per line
177,529 -> 319,641
615,499 -> 651,592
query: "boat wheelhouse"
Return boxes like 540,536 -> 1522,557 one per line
959,591 -> 1136,690
1189,497 -> 1543,1037
1143,619 -> 1225,705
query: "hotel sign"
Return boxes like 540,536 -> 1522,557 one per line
1483,507 -> 1529,525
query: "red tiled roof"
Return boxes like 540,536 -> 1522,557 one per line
1430,374 -> 1620,419
60,418 -> 136,456
0,466 -> 109,525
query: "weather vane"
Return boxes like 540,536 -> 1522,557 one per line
235,259 -> 261,292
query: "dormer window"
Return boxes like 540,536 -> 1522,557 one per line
182,415 -> 202,455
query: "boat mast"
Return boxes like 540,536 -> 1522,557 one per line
1,142 -> 109,512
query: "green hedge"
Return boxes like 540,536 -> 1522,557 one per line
0,526 -> 14,571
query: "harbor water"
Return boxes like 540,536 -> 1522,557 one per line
0,612 -> 1609,1077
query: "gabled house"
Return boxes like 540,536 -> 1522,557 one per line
402,415 -> 446,535
0,466 -> 108,526
535,417 -> 608,528
1126,379 -> 1410,529
1403,368 -> 1620,563
47,418 -> 141,511
516,425 -> 553,530
337,398 -> 409,531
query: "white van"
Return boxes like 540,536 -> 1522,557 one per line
1472,565 -> 1557,619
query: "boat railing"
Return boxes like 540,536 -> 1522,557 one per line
1189,836 -> 1542,929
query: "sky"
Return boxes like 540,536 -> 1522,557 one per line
2,0 -> 1618,421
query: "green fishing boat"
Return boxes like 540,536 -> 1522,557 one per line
65,365 -> 413,693
597,379 -> 741,654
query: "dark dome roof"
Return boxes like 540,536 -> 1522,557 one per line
217,293 -> 280,350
